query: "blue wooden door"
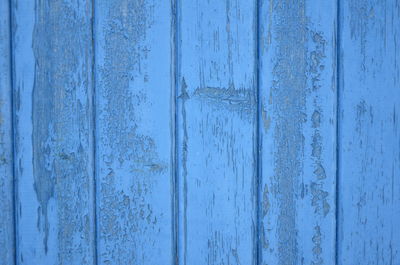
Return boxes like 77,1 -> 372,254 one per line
0,0 -> 399,264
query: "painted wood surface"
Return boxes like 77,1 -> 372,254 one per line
11,0 -> 96,264
94,0 -> 174,264
337,1 -> 400,264
0,1 -> 15,264
1,0 -> 399,264
177,0 -> 257,264
259,1 -> 337,264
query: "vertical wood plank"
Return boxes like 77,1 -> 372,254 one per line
12,0 -> 96,264
177,0 -> 257,264
0,0 -> 15,264
338,1 -> 400,264
259,0 -> 337,264
94,0 -> 174,264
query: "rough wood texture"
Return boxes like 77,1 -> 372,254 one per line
338,0 -> 400,264
259,1 -> 337,264
11,0 -> 96,264
2,0 -> 400,264
94,0 -> 174,264
0,1 -> 15,264
177,0 -> 257,264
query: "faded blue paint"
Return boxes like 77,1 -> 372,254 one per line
11,0 -> 96,264
94,0 -> 174,264
0,0 -> 399,264
337,1 -> 400,264
259,1 -> 337,264
177,0 -> 257,264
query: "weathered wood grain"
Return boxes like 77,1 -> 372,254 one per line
94,0 -> 174,264
0,1 -> 15,264
177,0 -> 257,264
2,1 -> 400,264
259,1 -> 337,264
11,0 -> 96,264
338,0 -> 400,264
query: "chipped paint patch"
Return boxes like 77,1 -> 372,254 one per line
268,1 -> 308,263
31,2 -> 95,262
193,86 -> 255,115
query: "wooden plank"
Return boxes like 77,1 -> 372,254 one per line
259,0 -> 337,264
11,0 -> 96,264
177,0 -> 257,264
338,0 -> 400,264
0,0 -> 15,264
94,0 -> 174,264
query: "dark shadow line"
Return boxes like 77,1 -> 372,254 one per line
91,1 -> 98,264
335,0 -> 341,264
255,0 -> 262,264
172,0 -> 179,264
8,0 -> 17,264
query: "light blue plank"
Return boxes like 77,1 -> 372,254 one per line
259,0 -> 337,264
0,0 -> 15,264
11,0 -> 96,264
94,0 -> 174,264
177,0 -> 257,264
338,0 -> 400,264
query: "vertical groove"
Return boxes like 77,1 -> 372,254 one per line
9,0 -> 17,263
335,0 -> 341,264
91,0 -> 98,264
255,0 -> 261,264
172,0 -> 179,263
